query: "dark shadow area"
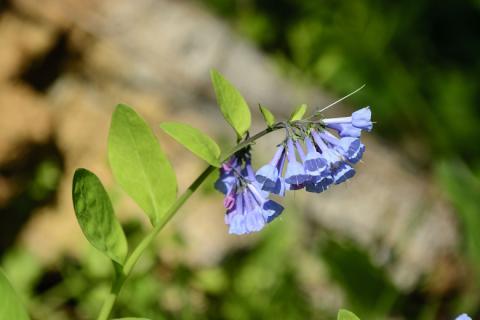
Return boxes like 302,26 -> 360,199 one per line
34,268 -> 64,295
33,256 -> 82,320
0,0 -> 11,15
0,139 -> 65,256
18,30 -> 83,92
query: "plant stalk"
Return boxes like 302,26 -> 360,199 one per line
96,124 -> 282,320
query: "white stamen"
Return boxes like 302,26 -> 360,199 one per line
317,84 -> 366,113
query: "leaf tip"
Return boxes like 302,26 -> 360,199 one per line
289,103 -> 308,122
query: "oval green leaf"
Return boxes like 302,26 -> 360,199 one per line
338,309 -> 361,320
0,269 -> 30,320
114,318 -> 151,320
259,105 -> 276,127
108,104 -> 177,226
72,169 -> 128,264
289,104 -> 308,122
160,122 -> 221,167
210,69 -> 251,139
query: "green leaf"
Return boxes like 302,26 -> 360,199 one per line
210,69 -> 251,138
72,169 -> 128,264
259,105 -> 276,127
338,309 -> 361,320
160,122 -> 221,167
289,104 -> 307,121
108,104 -> 177,226
0,269 -> 30,320
113,318 -> 151,320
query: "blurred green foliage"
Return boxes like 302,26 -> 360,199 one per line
201,0 -> 480,167
2,208 -> 469,319
437,161 -> 480,315
319,238 -> 398,318
1,210 -> 408,320
198,1 -> 480,318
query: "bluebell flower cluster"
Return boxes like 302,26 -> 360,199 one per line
455,314 -> 471,320
256,107 -> 372,195
215,150 -> 284,235
216,106 -> 372,235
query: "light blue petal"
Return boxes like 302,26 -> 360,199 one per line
333,162 -> 356,184
327,123 -> 362,137
352,106 -> 372,131
285,160 -> 309,185
255,164 -> 279,191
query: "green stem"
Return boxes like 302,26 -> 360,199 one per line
97,269 -> 125,320
221,123 -> 283,161
96,165 -> 214,320
96,124 -> 282,320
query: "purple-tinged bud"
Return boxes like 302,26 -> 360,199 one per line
215,155 -> 240,194
222,156 -> 238,172
215,174 -> 236,195
223,186 -> 236,209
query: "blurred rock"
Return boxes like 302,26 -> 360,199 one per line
0,85 -> 52,165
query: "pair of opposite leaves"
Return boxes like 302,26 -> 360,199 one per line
72,70 -> 254,267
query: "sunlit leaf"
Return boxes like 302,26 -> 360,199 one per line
113,318 -> 151,320
160,122 -> 221,167
289,104 -> 307,121
259,105 -> 276,127
338,309 -> 361,320
0,269 -> 30,320
210,69 -> 251,139
72,169 -> 128,264
108,104 -> 177,226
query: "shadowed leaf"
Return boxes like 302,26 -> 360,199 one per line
72,169 -> 128,264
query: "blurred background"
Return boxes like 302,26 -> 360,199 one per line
0,0 -> 479,319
